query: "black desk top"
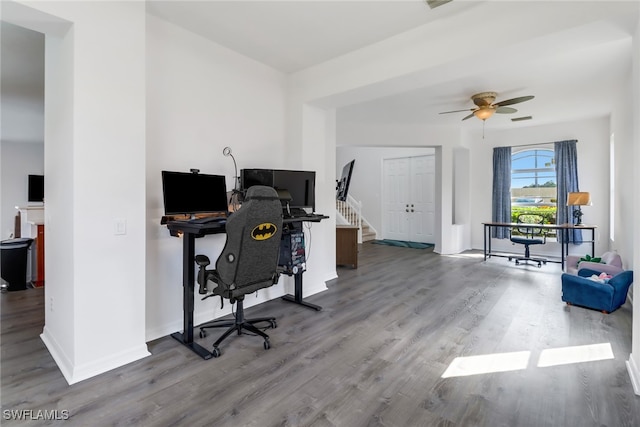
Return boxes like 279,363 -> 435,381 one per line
167,213 -> 329,237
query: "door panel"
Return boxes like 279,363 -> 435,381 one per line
383,158 -> 409,241
383,156 -> 435,243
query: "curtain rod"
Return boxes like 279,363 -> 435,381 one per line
499,140 -> 578,149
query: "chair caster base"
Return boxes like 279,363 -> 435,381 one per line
211,346 -> 221,358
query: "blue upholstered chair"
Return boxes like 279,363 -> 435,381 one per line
561,268 -> 634,313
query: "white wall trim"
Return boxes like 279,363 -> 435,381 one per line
626,353 -> 640,396
42,327 -> 150,385
40,326 -> 74,384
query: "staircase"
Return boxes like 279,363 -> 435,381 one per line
360,222 -> 376,242
336,195 -> 377,243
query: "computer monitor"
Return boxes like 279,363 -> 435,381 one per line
240,168 -> 274,189
273,170 -> 315,211
336,160 -> 355,201
161,171 -> 228,216
240,168 -> 316,212
28,174 -> 44,203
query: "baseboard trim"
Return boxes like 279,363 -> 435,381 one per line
626,353 -> 640,395
41,327 -> 150,385
40,326 -> 74,384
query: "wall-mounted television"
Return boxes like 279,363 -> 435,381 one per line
336,160 -> 355,201
240,168 -> 316,211
161,171 -> 228,216
28,174 -> 44,203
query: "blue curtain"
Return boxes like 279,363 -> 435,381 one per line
492,147 -> 511,238
555,140 -> 582,243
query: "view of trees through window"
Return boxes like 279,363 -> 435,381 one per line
511,149 -> 557,233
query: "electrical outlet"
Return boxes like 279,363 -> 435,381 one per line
50,297 -> 54,312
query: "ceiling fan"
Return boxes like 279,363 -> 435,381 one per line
439,92 -> 535,121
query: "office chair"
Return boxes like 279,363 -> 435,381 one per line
509,214 -> 547,267
195,185 -> 283,358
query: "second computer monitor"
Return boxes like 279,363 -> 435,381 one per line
241,168 -> 316,212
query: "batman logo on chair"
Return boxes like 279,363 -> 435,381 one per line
251,223 -> 277,240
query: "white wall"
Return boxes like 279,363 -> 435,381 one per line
145,15 -> 289,340
335,146 -> 435,237
626,6 -> 640,395
6,0 -> 149,384
0,141 -> 44,239
610,66 -> 635,269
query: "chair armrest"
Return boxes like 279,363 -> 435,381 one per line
608,270 -> 633,310
578,262 -> 624,276
609,270 -> 634,293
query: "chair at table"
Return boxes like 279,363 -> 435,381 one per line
509,213 -> 547,267
195,185 -> 283,358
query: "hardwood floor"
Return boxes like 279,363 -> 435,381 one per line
2,243 -> 639,426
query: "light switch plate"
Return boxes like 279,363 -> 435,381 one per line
114,218 -> 126,235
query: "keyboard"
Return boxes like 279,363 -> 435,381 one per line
286,208 -> 309,218
188,217 -> 227,225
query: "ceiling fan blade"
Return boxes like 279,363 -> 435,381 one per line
462,112 -> 475,121
439,108 -> 475,115
495,106 -> 517,114
494,95 -> 535,107
426,0 -> 453,9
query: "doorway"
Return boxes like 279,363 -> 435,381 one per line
382,155 -> 435,243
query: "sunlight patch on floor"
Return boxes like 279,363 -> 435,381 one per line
537,343 -> 614,367
442,343 -> 614,378
441,351 -> 531,378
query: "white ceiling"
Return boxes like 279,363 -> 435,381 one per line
2,1 -> 637,141
144,0 -> 638,130
146,0 -> 478,73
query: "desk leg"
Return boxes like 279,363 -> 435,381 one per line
171,233 -> 213,360
561,228 -> 566,271
484,225 -> 487,261
281,272 -> 322,311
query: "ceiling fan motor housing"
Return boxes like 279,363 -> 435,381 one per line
472,92 -> 497,107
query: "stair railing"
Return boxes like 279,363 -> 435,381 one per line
336,194 -> 362,233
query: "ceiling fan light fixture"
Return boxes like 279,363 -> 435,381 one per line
474,107 -> 496,121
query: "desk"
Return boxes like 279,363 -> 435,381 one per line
166,213 -> 328,359
280,215 -> 329,311
482,222 -> 596,270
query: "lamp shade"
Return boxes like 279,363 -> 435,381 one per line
473,106 -> 496,121
567,192 -> 591,206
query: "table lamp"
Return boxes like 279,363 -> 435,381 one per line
567,192 -> 591,225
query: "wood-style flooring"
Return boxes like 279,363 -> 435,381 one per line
2,243 -> 639,426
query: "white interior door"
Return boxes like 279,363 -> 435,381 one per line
383,157 -> 410,241
409,156 -> 435,243
383,155 -> 435,243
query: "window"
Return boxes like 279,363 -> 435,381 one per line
511,148 -> 557,231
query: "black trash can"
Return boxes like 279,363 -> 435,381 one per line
1,238 -> 34,291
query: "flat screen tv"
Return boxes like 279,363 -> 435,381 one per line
161,171 -> 228,216
240,168 -> 316,211
336,160 -> 355,201
28,174 -> 44,202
